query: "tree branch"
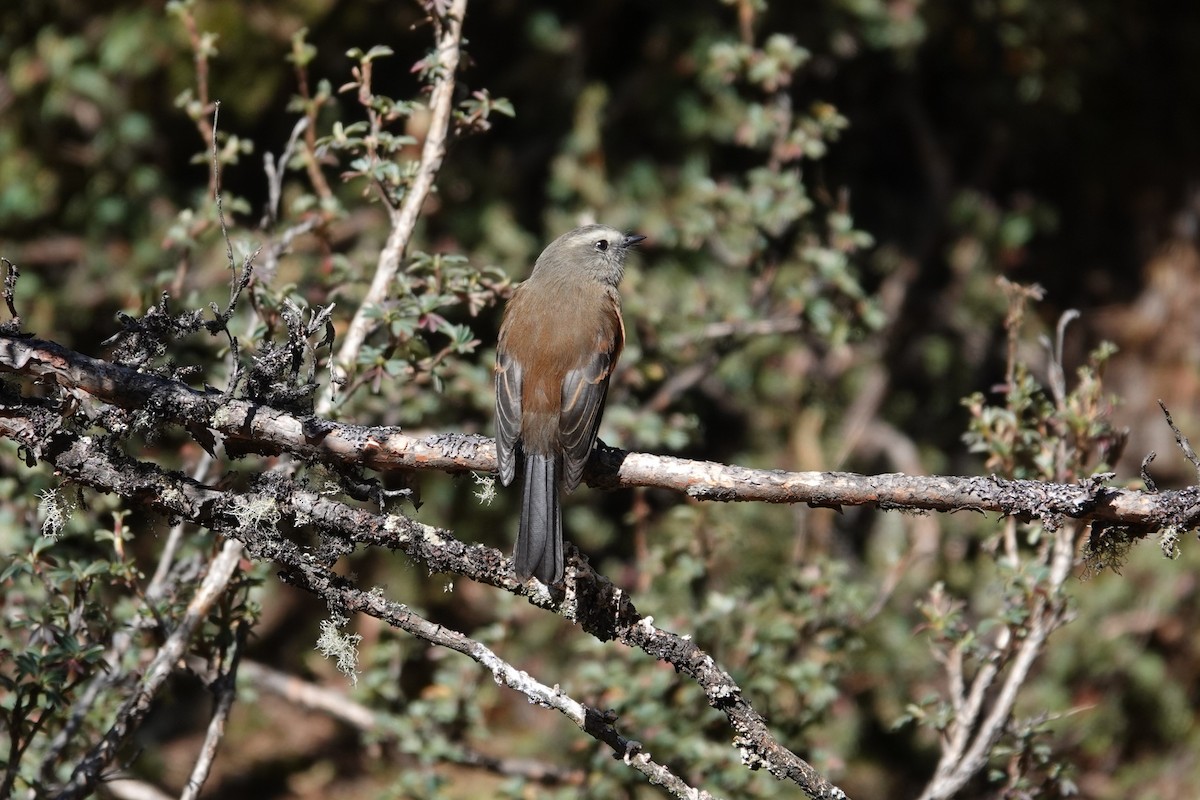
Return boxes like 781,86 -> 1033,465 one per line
8,420 -> 733,799
0,403 -> 848,798
918,521 -> 1082,800
3,332 -> 1198,538
3,319 -> 1196,799
322,0 -> 468,412
239,660 -> 586,785
274,556 -> 723,800
53,539 -> 245,800
180,620 -> 246,800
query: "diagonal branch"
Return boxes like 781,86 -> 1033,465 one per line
0,413 -> 846,799
321,0 -> 468,413
179,620 -> 247,800
53,539 -> 245,800
238,660 -> 586,785
273,555 -> 723,800
10,421 -> 727,799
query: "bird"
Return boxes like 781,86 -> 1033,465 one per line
495,224 -> 645,584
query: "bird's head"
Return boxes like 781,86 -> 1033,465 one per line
533,224 -> 645,287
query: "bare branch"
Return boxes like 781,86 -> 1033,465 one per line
1141,451 -> 1159,492
919,522 -> 1081,800
275,558 -> 723,800
180,620 -> 247,800
3,333 -> 1198,538
263,117 -> 309,226
240,660 -> 585,785
1159,400 -> 1200,481
662,315 -> 806,349
100,778 -> 173,800
2,258 -> 20,328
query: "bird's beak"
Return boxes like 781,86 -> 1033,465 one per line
622,233 -> 647,248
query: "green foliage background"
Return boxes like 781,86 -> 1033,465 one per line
4,0 -> 1200,798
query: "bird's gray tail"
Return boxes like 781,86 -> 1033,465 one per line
515,453 -> 563,584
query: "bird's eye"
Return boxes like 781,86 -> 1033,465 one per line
594,239 -> 609,252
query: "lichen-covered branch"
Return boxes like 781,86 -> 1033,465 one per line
0,415 -> 813,799
3,332 -> 1198,542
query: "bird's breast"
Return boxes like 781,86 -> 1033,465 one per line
498,281 -> 621,416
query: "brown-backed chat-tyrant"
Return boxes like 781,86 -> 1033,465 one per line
495,224 -> 644,583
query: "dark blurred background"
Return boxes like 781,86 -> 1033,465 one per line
4,1 -> 1200,797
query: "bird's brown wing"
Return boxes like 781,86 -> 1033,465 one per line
494,350 -> 523,487
559,319 -> 624,493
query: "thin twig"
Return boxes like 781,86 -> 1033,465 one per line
918,522 -> 1081,800
1158,400 -> 1200,481
2,258 -> 20,326
54,539 -> 244,800
662,315 -> 806,350
178,4 -> 217,200
179,620 -> 247,800
1044,309 -> 1080,408
321,0 -> 468,414
289,33 -> 335,204
1141,451 -> 1158,493
263,117 -> 309,226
